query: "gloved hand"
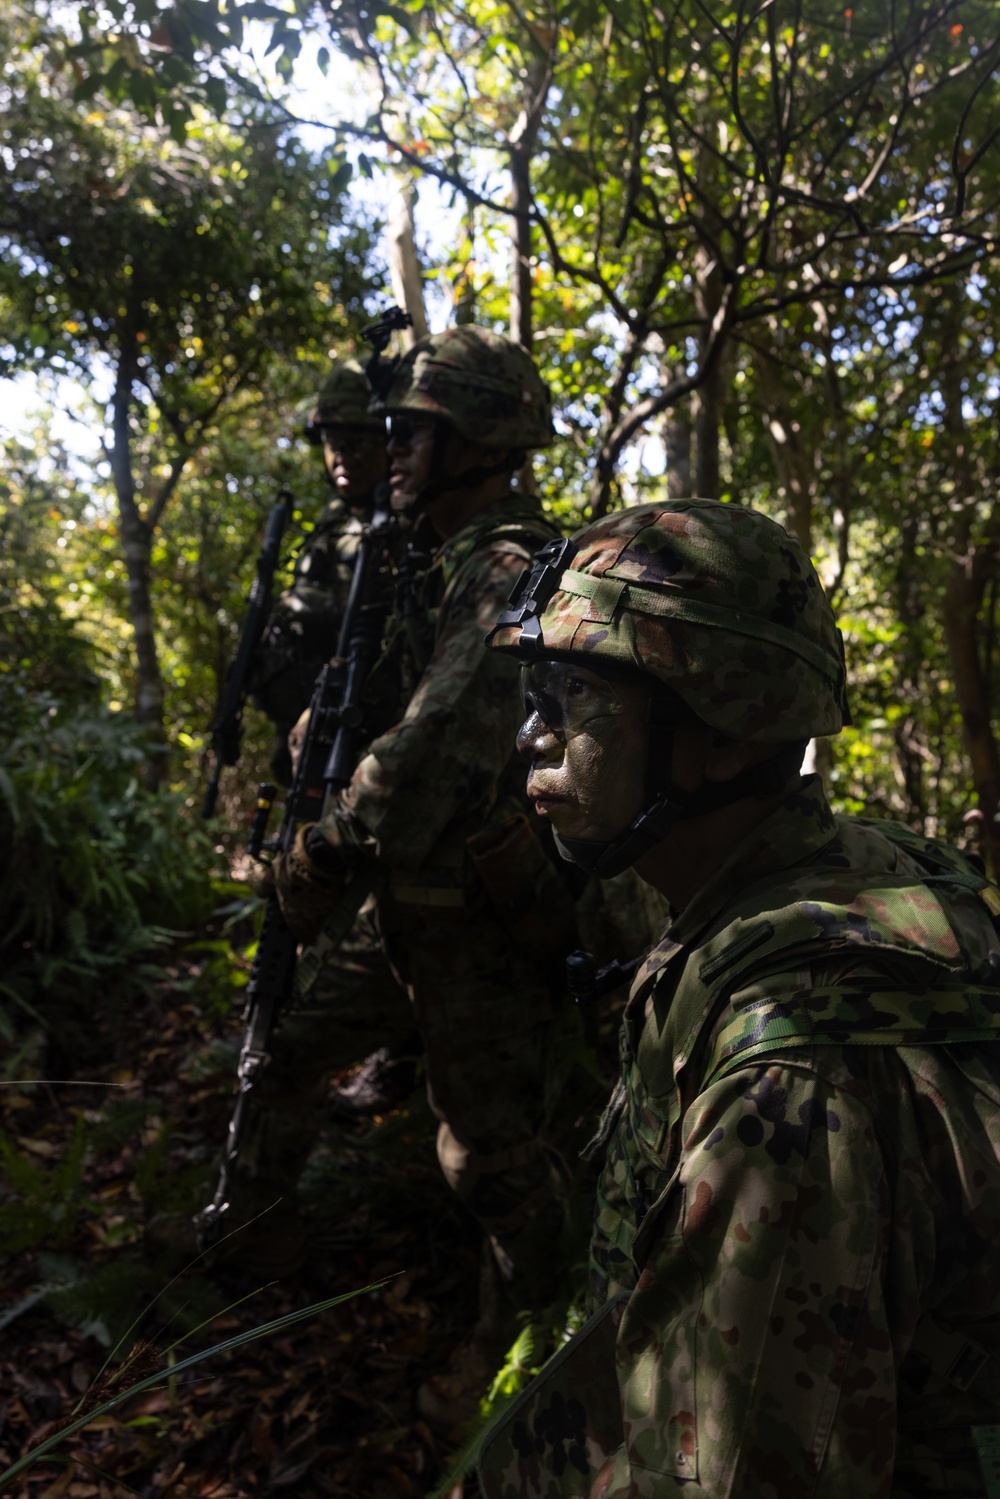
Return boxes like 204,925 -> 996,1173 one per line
272,823 -> 344,943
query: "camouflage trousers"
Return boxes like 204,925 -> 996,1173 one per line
235,892 -> 414,1202
238,879 -> 574,1313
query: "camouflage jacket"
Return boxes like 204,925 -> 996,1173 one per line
250,494 -> 366,732
480,777 -> 1000,1497
328,495 -> 557,872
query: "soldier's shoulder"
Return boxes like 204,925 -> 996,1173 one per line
463,496 -> 558,555
442,500 -> 558,599
632,818 -> 1000,1089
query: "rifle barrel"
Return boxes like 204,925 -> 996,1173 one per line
202,490 -> 293,818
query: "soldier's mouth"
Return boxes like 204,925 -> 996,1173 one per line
527,784 -> 572,816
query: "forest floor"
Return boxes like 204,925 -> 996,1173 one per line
0,944 -> 521,1499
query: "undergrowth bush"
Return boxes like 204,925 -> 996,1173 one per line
0,672 -> 225,1055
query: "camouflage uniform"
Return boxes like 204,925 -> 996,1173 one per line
318,492 -> 577,1299
250,361 -> 389,781
236,363 -> 415,1217
277,331 -> 666,1309
249,494 -> 366,770
480,500 -> 1000,1497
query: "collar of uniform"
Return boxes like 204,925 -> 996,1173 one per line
433,491 -> 545,560
669,772 -> 839,946
627,774 -> 838,1008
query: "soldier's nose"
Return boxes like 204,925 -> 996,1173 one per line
516,709 -> 560,760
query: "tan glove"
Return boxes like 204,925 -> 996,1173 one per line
272,823 -> 344,943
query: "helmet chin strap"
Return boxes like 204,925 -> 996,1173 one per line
552,698 -> 805,880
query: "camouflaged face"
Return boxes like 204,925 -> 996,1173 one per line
311,360 -> 384,429
490,499 -> 849,744
384,326 -> 553,449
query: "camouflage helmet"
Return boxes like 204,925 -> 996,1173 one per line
488,499 -> 850,744
305,361 -> 384,444
383,326 -> 553,449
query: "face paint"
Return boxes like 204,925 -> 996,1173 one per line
516,662 -> 650,844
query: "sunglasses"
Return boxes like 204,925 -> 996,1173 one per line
388,415 -> 436,445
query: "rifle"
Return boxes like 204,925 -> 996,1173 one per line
565,949 -> 641,1005
202,490 -> 294,818
194,487 -> 395,1250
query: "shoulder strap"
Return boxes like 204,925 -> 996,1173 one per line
437,503 -> 557,616
675,857 -> 1000,1093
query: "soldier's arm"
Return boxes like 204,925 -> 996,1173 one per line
597,1057 -> 902,1497
325,543 -> 531,870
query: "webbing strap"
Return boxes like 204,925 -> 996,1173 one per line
559,567 -> 838,680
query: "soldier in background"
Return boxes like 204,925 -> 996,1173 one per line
271,328 -> 665,1430
480,497 -> 1000,1498
250,361 -> 389,785
148,364 -> 418,1274
251,362 -> 420,1123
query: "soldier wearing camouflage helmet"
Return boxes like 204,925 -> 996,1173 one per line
250,361 -> 389,781
269,327 -> 665,1429
477,498 -> 1000,1497
147,361 -> 420,1275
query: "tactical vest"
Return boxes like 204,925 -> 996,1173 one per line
383,497 -> 556,697
250,498 -> 365,732
478,818 -> 1000,1499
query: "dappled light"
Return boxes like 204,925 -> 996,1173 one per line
2,0 -> 1000,1496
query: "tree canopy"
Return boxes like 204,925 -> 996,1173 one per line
1,7 -> 1000,1492
2,0 -> 999,877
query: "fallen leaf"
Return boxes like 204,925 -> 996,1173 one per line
17,1137 -> 59,1158
36,1471 -> 74,1499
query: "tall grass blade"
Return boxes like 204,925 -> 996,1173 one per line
0,1280 -> 388,1491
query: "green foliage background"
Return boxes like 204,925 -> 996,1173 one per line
1,0 -> 999,1057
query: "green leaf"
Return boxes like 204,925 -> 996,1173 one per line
328,159 -> 353,192
204,77 -> 228,115
72,72 -> 106,102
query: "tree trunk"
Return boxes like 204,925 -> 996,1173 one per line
452,198 -> 477,325
110,320 -> 166,781
507,58 -> 549,351
893,509 -> 930,829
752,333 -> 814,552
662,361 -> 692,498
509,139 -> 533,351
936,288 -> 1000,875
943,526 -> 1000,875
691,246 -> 725,498
387,178 -> 428,345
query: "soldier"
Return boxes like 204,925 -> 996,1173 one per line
250,362 -> 419,1125
271,327 -> 659,1427
479,497 -> 1000,1497
250,361 -> 389,785
147,365 -> 416,1274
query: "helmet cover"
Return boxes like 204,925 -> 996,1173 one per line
489,499 -> 850,744
383,326 -> 553,449
306,361 -> 385,441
